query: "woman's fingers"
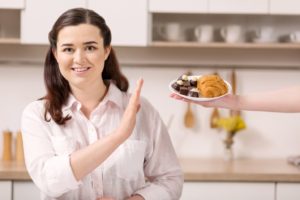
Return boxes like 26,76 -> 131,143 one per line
129,78 -> 143,110
169,93 -> 212,107
117,79 -> 144,140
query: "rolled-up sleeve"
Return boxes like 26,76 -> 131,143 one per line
21,102 -> 81,198
134,101 -> 184,200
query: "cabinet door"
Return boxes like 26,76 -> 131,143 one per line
209,0 -> 269,14
277,183 -> 300,200
0,0 -> 24,9
181,182 -> 274,200
21,0 -> 86,44
88,0 -> 148,46
149,0 -> 208,13
0,181 -> 12,200
269,0 -> 300,15
13,181 -> 40,200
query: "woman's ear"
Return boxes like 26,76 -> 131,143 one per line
104,46 -> 111,60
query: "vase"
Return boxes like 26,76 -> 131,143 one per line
223,146 -> 234,161
223,131 -> 235,161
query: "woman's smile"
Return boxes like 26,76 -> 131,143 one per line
71,66 -> 91,73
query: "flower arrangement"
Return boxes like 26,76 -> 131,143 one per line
214,114 -> 246,160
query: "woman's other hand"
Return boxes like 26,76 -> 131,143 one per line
117,78 -> 144,140
170,93 -> 237,110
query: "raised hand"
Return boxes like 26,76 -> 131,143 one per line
116,78 -> 144,140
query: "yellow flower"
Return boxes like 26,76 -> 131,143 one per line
216,116 -> 246,133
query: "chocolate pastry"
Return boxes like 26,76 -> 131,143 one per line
188,88 -> 199,97
172,80 -> 183,91
179,86 -> 189,95
189,76 -> 198,87
180,74 -> 189,81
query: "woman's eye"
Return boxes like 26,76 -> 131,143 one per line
86,46 -> 96,51
62,48 -> 74,53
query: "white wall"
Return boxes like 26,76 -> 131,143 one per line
1,60 -> 300,160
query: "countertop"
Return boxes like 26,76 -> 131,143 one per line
180,158 -> 300,182
0,161 -> 29,180
1,158 -> 300,182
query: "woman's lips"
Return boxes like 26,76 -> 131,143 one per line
72,67 -> 91,72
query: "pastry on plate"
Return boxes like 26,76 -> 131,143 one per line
197,74 -> 228,98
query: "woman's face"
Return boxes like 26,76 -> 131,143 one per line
54,23 -> 111,90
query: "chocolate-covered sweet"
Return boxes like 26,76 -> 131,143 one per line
190,76 -> 198,87
188,88 -> 199,97
181,74 -> 189,82
172,80 -> 183,91
179,86 -> 189,95
182,80 -> 190,87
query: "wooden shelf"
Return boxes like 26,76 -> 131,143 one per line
150,41 -> 300,49
0,38 -> 20,44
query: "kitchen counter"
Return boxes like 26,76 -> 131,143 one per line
181,158 -> 300,182
1,158 -> 300,182
0,161 -> 29,180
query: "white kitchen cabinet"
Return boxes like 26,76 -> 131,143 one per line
0,181 -> 12,200
181,182 -> 274,200
276,183 -> 300,200
209,0 -> 269,14
13,181 -> 40,200
269,0 -> 300,15
149,0 -> 208,13
21,0 -> 86,44
88,0 -> 148,46
0,0 -> 24,9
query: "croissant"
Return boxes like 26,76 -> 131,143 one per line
197,75 -> 228,97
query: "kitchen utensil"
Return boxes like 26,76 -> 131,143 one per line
230,70 -> 240,116
2,130 -> 12,161
210,72 -> 221,128
16,131 -> 25,163
210,108 -> 220,128
184,102 -> 195,128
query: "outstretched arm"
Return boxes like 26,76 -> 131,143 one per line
171,86 -> 300,113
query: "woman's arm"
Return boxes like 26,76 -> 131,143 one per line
236,86 -> 300,112
70,79 -> 143,181
171,86 -> 300,113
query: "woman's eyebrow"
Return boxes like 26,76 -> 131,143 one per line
60,41 -> 98,47
60,43 -> 73,47
84,41 -> 98,45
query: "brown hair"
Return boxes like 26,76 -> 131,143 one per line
43,8 -> 129,125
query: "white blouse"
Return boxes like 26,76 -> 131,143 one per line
21,83 -> 183,200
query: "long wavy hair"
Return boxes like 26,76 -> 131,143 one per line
42,8 -> 129,125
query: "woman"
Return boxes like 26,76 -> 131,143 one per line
21,8 -> 183,200
171,86 -> 300,113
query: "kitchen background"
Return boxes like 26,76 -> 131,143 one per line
2,1 -> 300,200
1,0 -> 300,160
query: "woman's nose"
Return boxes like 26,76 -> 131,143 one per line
73,49 -> 86,64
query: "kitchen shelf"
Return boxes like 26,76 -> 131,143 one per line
150,41 -> 300,49
0,38 -> 20,44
